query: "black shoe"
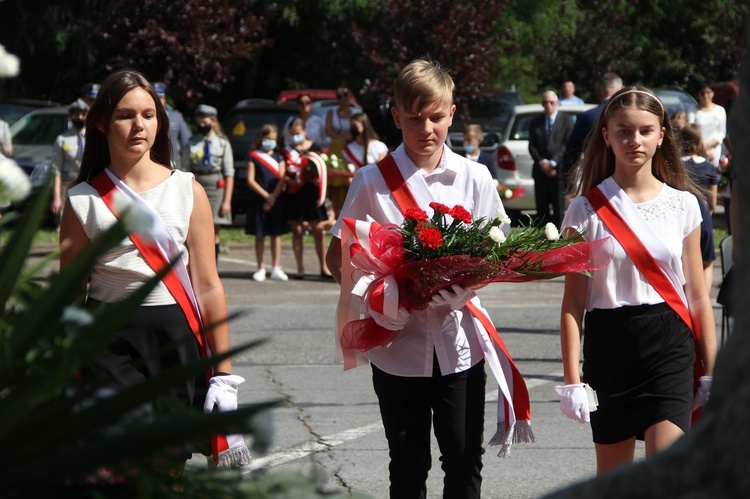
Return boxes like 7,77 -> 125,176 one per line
320,272 -> 335,281
291,273 -> 305,280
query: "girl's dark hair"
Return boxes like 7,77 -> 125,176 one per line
74,69 -> 172,185
252,124 -> 278,150
350,112 -> 379,164
567,85 -> 697,197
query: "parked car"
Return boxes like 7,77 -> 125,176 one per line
0,98 -> 59,126
447,90 -> 524,145
222,100 -> 298,225
310,99 -> 363,120
450,103 -> 595,214
651,86 -> 698,119
10,106 -> 69,183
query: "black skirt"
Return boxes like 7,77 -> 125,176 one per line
83,301 -> 207,415
583,303 -> 695,444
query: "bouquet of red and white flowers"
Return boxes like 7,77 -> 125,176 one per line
340,202 -> 612,350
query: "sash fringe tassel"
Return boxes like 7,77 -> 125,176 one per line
488,420 -> 535,458
216,442 -> 253,469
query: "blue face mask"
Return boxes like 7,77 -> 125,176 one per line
262,138 -> 277,151
465,143 -> 476,154
291,134 -> 305,145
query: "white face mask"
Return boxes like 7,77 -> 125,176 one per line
465,143 -> 476,154
261,139 -> 277,151
291,133 -> 305,145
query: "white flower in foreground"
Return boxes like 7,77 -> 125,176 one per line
496,210 -> 511,225
0,45 -> 20,78
545,222 -> 560,241
489,226 -> 506,245
0,156 -> 32,204
503,188 -> 513,199
111,190 -> 157,242
61,305 -> 95,328
347,163 -> 356,173
320,153 -> 329,161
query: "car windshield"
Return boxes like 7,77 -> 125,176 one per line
509,110 -> 582,141
467,98 -> 516,127
11,113 -> 68,145
0,104 -> 36,126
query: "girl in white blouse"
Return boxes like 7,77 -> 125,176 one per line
559,86 -> 717,476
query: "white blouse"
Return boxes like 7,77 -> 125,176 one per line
562,182 -> 701,311
68,170 -> 194,305
694,105 -> 727,167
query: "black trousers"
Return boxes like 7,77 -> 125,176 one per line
371,355 -> 486,499
533,172 -> 563,227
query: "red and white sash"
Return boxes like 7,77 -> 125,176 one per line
337,154 -> 533,456
91,169 -> 240,465
280,146 -> 301,167
342,144 -> 364,169
249,150 -> 281,179
584,178 -> 705,405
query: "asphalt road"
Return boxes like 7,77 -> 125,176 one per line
208,242 -> 724,499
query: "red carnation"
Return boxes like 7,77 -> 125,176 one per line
404,207 -> 429,223
429,201 -> 451,214
450,205 -> 472,224
417,227 -> 444,249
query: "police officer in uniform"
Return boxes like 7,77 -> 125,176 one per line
183,104 -> 234,260
154,82 -> 191,168
51,100 -> 89,226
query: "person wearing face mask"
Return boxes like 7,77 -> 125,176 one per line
281,118 -> 332,280
51,100 -> 90,228
282,93 -> 327,148
245,124 -> 289,282
183,105 -> 235,261
463,124 -> 498,181
341,112 -> 388,171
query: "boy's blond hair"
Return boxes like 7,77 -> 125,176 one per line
394,59 -> 454,112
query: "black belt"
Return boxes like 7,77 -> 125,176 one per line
194,170 -> 220,175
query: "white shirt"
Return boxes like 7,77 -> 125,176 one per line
694,105 -> 727,167
52,127 -> 86,182
342,139 -> 389,167
562,181 -> 701,311
331,144 -> 504,377
68,170 -> 194,306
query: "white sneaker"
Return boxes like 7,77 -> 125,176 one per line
269,267 -> 288,281
252,268 -> 266,282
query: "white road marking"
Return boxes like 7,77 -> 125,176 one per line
221,256 -> 258,266
243,375 -> 561,472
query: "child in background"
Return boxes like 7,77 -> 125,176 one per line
245,124 -> 289,282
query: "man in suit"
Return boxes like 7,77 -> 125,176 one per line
529,91 -> 574,227
561,73 -> 623,185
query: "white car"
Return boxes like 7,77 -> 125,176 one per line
495,103 -> 595,212
448,103 -> 595,213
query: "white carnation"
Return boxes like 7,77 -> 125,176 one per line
503,188 -> 513,199
0,45 -> 20,78
545,223 -> 560,241
489,226 -> 506,245
347,163 -> 356,173
320,153 -> 329,161
0,156 -> 31,204
496,209 -> 511,225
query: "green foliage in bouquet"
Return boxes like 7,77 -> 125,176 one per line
401,202 -> 577,267
0,181 -> 360,498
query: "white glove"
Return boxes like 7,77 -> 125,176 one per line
430,284 -> 474,309
367,305 -> 410,331
693,376 -> 713,410
554,383 -> 598,423
204,374 -> 245,413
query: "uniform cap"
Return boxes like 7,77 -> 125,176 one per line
81,83 -> 100,99
154,82 -> 167,97
68,99 -> 90,113
195,104 -> 218,117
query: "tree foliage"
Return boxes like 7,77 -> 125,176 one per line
351,0 -> 514,111
96,0 -> 276,107
535,0 -> 749,99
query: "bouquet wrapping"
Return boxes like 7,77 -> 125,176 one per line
341,203 -> 613,351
